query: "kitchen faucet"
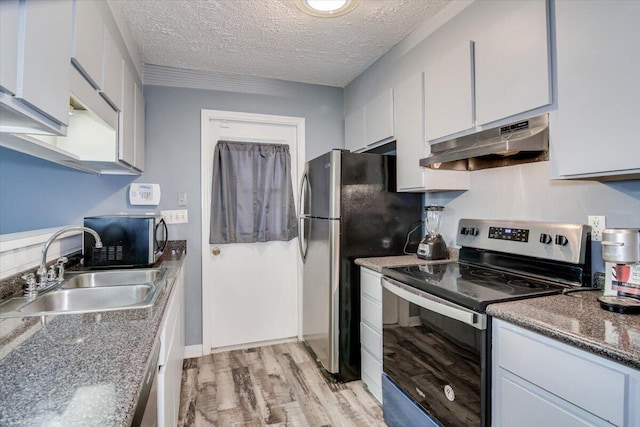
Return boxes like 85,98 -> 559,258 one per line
23,226 -> 103,299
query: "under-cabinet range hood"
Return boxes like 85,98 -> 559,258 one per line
420,114 -> 549,171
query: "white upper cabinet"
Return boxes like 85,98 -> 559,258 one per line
134,82 -> 146,171
345,88 -> 394,152
118,61 -> 145,172
424,41 -> 474,142
120,62 -> 136,168
0,0 -> 19,96
422,1 -> 551,143
474,0 -> 551,126
364,88 -> 394,146
550,0 -> 640,180
345,106 -> 365,152
20,0 -> 73,127
0,0 -> 73,132
102,27 -> 124,111
71,0 -> 103,89
395,72 -> 469,192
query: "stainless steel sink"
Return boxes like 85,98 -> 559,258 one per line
0,267 -> 167,318
19,285 -> 153,315
61,268 -> 165,289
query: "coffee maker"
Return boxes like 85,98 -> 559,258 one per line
417,205 -> 448,260
598,228 -> 640,313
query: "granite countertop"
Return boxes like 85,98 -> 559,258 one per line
355,248 -> 458,273
487,291 -> 640,370
0,242 -> 187,427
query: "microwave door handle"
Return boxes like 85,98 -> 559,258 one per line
156,219 -> 168,253
382,277 -> 486,330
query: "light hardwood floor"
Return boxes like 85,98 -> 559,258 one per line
177,342 -> 387,426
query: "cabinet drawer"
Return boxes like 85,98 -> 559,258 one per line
361,295 -> 382,332
499,373 -> 606,427
361,268 -> 382,303
362,369 -> 383,404
360,321 -> 382,360
361,347 -> 382,390
498,326 -> 625,426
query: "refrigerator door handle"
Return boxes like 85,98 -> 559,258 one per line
298,172 -> 310,261
297,171 -> 311,218
299,217 -> 311,261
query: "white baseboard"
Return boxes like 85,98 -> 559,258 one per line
183,344 -> 203,359
209,336 -> 299,355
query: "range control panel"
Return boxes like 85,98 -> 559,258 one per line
488,226 -> 530,242
456,219 -> 590,264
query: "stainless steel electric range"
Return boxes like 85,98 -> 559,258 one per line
380,219 -> 592,427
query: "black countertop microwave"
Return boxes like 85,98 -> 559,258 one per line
83,215 -> 168,268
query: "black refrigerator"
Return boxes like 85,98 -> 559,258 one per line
299,150 -> 422,381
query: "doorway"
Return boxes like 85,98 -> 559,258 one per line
200,110 -> 305,354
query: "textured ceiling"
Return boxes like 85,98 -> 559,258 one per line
114,0 -> 451,87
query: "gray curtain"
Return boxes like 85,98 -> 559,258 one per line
209,140 -> 298,243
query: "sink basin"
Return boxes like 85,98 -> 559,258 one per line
61,268 -> 165,289
0,267 -> 167,318
19,285 -> 153,315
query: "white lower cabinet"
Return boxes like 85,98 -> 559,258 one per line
360,267 -> 399,404
157,265 -> 185,427
492,319 -> 640,427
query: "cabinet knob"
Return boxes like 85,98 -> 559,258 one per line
212,247 -> 221,256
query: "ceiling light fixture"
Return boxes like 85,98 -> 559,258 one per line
294,0 -> 361,18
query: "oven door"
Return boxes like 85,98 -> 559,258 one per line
381,276 -> 489,427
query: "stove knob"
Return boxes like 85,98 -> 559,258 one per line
460,227 -> 469,235
555,234 -> 569,246
539,233 -> 552,244
469,227 -> 479,236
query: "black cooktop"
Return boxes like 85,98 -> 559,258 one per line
382,261 -> 567,312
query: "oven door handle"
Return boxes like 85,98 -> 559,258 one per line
382,277 -> 486,330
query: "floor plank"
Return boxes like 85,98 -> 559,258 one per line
178,342 -> 387,427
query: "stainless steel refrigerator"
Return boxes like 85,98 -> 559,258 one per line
298,150 -> 422,381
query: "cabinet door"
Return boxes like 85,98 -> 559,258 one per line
425,41 -> 474,141
550,0 -> 640,179
119,62 -> 135,166
394,72 -> 425,190
71,0 -> 103,89
364,88 -> 394,146
102,27 -> 123,111
345,106 -> 365,152
19,0 -> 72,126
134,82 -> 145,171
474,0 -> 551,126
0,0 -> 19,95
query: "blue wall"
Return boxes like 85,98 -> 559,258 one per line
142,82 -> 344,346
0,147 -> 141,234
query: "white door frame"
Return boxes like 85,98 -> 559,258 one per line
200,109 -> 305,355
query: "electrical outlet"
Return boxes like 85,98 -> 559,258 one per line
177,192 -> 187,207
161,209 -> 188,224
588,215 -> 606,241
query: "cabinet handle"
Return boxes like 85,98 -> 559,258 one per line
212,247 -> 221,256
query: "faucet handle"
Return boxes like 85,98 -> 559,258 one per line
47,265 -> 57,282
21,273 -> 36,286
22,273 -> 37,298
56,257 -> 68,281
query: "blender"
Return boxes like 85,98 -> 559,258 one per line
417,205 -> 448,260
